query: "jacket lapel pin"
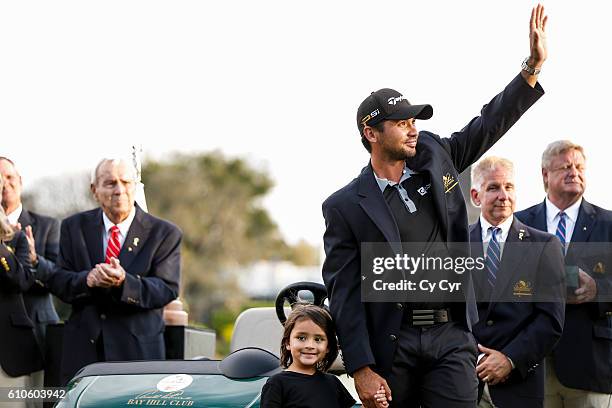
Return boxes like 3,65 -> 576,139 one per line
133,237 -> 140,247
518,229 -> 525,241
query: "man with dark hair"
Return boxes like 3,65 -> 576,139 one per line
515,140 -> 612,407
47,158 -> 182,384
322,5 -> 548,407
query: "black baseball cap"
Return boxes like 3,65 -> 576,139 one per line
357,88 -> 433,134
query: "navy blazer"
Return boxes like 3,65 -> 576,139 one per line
470,218 -> 565,407
322,74 -> 544,376
0,238 -> 43,376
516,199 -> 612,393
47,205 -> 182,384
10,209 -> 61,326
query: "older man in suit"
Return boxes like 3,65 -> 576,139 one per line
515,140 -> 612,408
1,173 -> 43,408
0,157 -> 60,345
47,158 -> 182,384
322,6 -> 548,407
469,156 -> 565,408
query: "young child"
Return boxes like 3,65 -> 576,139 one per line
260,303 -> 389,408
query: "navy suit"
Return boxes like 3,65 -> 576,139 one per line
8,209 -> 61,340
47,205 -> 181,384
0,238 -> 43,377
322,74 -> 544,378
470,218 -> 565,407
516,199 -> 612,393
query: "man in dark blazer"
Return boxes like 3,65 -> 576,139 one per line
0,241 -> 44,383
46,158 -> 182,385
515,140 -> 612,407
322,6 -> 548,407
0,157 -> 60,345
469,157 -> 565,408
1,173 -> 43,406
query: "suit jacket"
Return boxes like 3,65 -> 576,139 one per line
516,199 -> 612,393
0,237 -> 44,377
322,74 -> 544,376
47,205 -> 182,384
8,209 -> 61,327
470,218 -> 565,407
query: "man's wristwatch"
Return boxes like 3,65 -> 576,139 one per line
522,57 -> 541,76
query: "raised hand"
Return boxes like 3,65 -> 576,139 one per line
529,4 -> 548,67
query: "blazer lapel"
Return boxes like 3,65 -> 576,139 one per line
565,200 -> 596,263
84,209 -> 105,265
357,164 -> 401,253
488,219 -> 529,312
118,205 -> 151,271
18,210 -> 35,231
569,200 -> 596,243
528,200 -> 548,232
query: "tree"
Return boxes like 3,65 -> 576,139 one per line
142,152 -> 317,324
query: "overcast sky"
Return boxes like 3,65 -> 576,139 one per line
1,1 -> 610,247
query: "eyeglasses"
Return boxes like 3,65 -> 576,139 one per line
550,163 -> 585,173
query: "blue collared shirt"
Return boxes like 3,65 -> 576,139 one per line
373,165 -> 418,213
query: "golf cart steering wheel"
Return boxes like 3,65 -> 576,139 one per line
275,282 -> 328,325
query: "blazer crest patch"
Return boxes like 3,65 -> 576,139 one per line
513,280 -> 533,297
443,173 -> 459,193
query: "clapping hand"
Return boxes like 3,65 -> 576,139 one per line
86,258 -> 126,288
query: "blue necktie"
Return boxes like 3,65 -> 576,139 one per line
485,227 -> 501,288
555,212 -> 567,252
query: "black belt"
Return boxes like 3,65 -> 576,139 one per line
409,308 -> 451,326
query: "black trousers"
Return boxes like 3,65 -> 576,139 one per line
388,321 -> 478,408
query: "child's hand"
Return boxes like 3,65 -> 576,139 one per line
374,385 -> 389,408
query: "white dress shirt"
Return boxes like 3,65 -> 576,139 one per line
545,196 -> 582,244
102,207 -> 136,255
480,214 -> 514,257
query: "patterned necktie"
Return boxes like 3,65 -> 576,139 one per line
485,227 -> 501,288
105,225 -> 121,263
555,212 -> 567,247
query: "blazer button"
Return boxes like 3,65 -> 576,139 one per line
396,303 -> 404,310
100,314 -> 106,320
89,339 -> 95,344
389,334 -> 398,342
486,320 -> 494,326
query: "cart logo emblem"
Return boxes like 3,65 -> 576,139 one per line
157,374 -> 194,392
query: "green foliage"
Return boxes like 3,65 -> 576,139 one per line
141,152 -> 317,333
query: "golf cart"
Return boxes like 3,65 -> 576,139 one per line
54,282 -> 359,407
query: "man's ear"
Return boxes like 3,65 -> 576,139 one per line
90,184 -> 98,201
470,188 -> 481,206
542,168 -> 549,191
363,126 -> 378,145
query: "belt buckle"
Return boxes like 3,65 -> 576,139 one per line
412,309 -> 435,326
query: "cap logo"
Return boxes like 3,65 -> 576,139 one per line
361,109 -> 380,126
387,95 -> 408,105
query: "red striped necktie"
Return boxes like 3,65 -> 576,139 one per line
105,225 -> 121,263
